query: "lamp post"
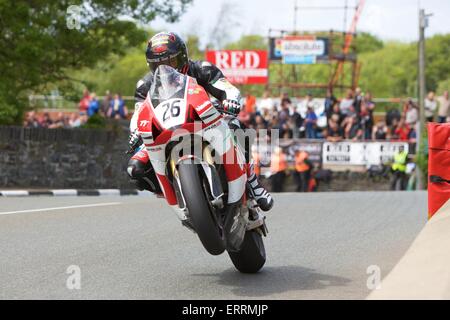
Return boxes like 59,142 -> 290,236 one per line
416,9 -> 432,190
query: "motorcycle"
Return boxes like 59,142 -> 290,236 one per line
134,65 -> 268,273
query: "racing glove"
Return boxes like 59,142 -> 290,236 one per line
222,99 -> 241,116
127,130 -> 143,154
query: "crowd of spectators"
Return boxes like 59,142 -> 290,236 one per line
78,89 -> 129,120
238,88 -> 449,144
24,87 -> 448,134
23,111 -> 89,129
23,89 -> 129,129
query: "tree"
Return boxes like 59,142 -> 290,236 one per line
353,32 -> 384,54
0,0 -> 192,124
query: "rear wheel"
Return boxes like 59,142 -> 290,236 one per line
178,160 -> 225,255
228,229 -> 266,273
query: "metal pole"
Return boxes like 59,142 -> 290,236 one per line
416,9 -> 426,190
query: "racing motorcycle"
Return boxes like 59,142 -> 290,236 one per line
134,65 -> 268,273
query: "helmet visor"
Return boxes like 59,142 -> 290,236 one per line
148,53 -> 182,73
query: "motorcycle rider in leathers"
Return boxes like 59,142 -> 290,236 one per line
127,32 -> 273,212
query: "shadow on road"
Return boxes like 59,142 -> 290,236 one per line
192,265 -> 351,297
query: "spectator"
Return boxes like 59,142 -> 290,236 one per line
353,87 -> 363,114
324,88 -> 337,119
404,99 -> 418,126
394,118 -> 410,141
79,89 -> 91,114
259,90 -> 274,113
291,104 -> 304,139
39,112 -> 53,128
424,91 -> 437,122
270,147 -> 288,192
340,89 -> 354,116
101,90 -> 112,116
388,118 -> 400,140
23,111 -> 39,128
278,98 -> 291,137
437,90 -> 449,123
108,94 -> 128,119
88,93 -> 100,117
325,119 -> 344,142
359,103 -> 372,140
386,107 -> 401,127
372,121 -> 388,140
344,116 -> 363,141
69,113 -> 82,128
294,150 -> 313,192
244,93 -> 256,114
304,106 -> 318,139
253,114 -> 268,130
48,112 -> 65,129
329,102 -> 344,125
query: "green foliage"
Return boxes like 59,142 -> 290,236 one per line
186,35 -> 204,61
358,42 -> 417,98
81,113 -> 106,129
75,31 -> 450,100
0,0 -> 192,124
415,129 -> 429,189
425,34 -> 450,92
353,32 -> 384,54
437,78 -> 450,94
224,35 -> 268,51
0,99 -> 19,125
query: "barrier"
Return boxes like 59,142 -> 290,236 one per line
254,139 -> 412,171
428,122 -> 450,219
367,199 -> 450,299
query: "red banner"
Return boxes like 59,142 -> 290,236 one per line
205,50 -> 268,85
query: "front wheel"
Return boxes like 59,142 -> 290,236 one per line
228,230 -> 266,273
178,160 -> 225,255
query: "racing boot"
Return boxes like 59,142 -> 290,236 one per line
246,161 -> 273,212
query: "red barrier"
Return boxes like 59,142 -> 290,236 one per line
428,122 -> 450,219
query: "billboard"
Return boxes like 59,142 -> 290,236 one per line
322,142 -> 409,166
269,35 -> 329,64
205,50 -> 268,85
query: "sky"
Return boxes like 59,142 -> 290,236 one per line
149,0 -> 450,47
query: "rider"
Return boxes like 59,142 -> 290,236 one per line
127,32 -> 273,212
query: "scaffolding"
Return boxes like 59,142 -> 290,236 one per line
267,0 -> 365,96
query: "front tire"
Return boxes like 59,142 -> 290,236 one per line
228,230 -> 266,273
178,160 -> 225,255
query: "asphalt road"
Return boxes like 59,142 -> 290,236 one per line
0,191 -> 427,299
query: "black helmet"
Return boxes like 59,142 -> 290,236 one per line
146,32 -> 189,74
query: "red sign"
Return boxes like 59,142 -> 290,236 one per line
205,50 -> 268,85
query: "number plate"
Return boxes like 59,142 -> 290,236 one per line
153,98 -> 187,129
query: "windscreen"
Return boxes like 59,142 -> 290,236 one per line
150,65 -> 187,108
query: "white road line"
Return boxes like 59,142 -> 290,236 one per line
0,202 -> 122,216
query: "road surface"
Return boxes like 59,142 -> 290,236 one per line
0,191 -> 427,299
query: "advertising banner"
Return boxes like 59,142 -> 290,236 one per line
269,36 -> 329,64
322,141 -> 409,166
205,50 -> 268,84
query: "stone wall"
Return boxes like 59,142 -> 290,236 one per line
0,126 -> 392,191
0,126 -> 132,189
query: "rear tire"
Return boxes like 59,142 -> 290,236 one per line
178,160 -> 225,255
228,230 -> 266,273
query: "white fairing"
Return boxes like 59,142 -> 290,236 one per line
152,97 -> 188,129
227,174 -> 247,204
